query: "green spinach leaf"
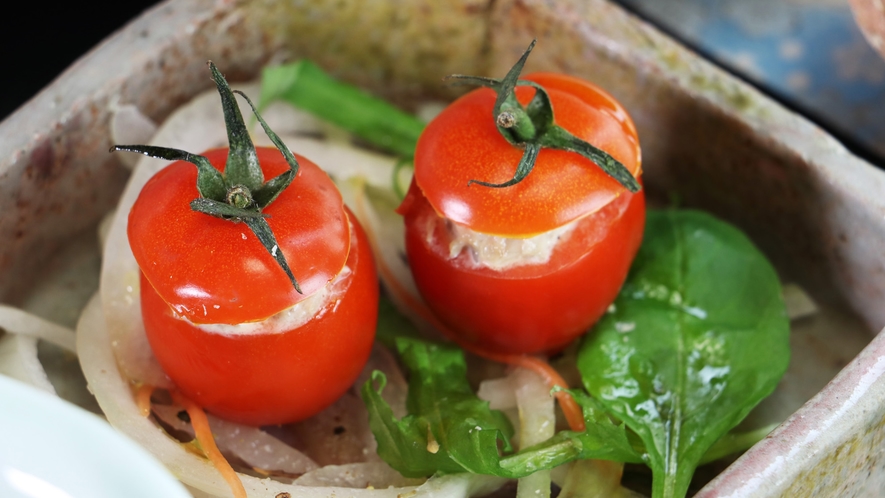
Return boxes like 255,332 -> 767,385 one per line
578,209 -> 789,498
362,338 -> 643,479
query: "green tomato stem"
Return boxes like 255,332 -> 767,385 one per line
112,62 -> 306,294
450,41 -> 640,193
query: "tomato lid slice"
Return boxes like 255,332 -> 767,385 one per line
129,148 -> 350,325
412,73 -> 641,237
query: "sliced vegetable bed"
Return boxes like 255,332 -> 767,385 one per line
262,50 -> 790,497
358,209 -> 789,497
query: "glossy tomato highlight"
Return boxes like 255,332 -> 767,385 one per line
400,73 -> 645,355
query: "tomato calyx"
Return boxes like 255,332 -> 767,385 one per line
446,40 -> 641,193
112,62 -> 305,294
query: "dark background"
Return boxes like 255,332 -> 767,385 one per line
0,1 -> 160,120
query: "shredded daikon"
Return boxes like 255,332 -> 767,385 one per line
512,368 -> 556,498
294,462 -> 424,488
478,376 -> 518,410
0,305 -> 79,395
0,334 -> 56,394
0,304 -> 77,353
557,460 -> 640,498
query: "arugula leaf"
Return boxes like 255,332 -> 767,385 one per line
362,338 -> 515,477
362,338 -> 644,479
578,209 -> 790,498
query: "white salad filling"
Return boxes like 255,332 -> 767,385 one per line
429,188 -> 635,273
445,218 -> 578,271
183,248 -> 354,337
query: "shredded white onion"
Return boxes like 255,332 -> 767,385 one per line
557,460 -> 642,498
0,304 -> 77,353
478,376 -> 518,411
342,167 -> 451,343
412,473 -> 509,498
512,368 -> 556,498
0,305 -> 78,395
151,404 -> 320,476
294,462 -> 424,488
0,334 -> 55,394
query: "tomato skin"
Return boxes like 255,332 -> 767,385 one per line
140,210 -> 378,426
403,72 -> 644,354
128,148 -> 350,325
403,183 -> 644,355
130,145 -> 377,425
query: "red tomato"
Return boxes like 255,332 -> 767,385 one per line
130,147 -> 378,425
399,73 -> 644,355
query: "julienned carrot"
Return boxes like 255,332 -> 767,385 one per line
485,354 -> 586,433
135,384 -> 154,417
353,184 -> 586,433
170,390 -> 247,498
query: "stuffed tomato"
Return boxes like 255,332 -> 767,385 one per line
399,63 -> 644,355
122,64 -> 378,427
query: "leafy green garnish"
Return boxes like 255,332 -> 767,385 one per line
578,209 -> 790,498
362,338 -> 643,479
362,338 -> 515,477
259,60 -> 425,157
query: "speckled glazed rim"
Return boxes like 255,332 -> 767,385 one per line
1,0 -> 885,496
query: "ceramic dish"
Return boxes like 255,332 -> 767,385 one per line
1,0 -> 885,496
0,374 -> 190,498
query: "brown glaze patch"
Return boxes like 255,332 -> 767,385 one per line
27,140 -> 58,184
